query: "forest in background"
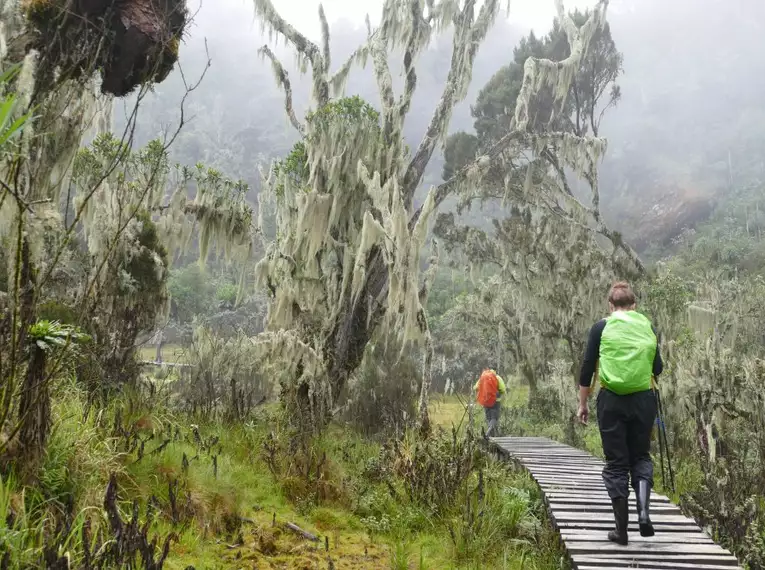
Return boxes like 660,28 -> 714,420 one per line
123,0 -> 765,255
2,0 -> 765,568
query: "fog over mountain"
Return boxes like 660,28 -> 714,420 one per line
119,0 -> 765,253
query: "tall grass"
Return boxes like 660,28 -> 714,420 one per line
0,376 -> 570,569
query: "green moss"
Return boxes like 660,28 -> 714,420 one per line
37,300 -> 77,325
2,381 -> 570,569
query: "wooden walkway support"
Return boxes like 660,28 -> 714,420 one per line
491,436 -> 743,569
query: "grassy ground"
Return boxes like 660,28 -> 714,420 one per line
3,379 -> 568,570
128,425 -> 393,570
429,385 -> 529,432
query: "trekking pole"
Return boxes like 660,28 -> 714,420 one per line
655,396 -> 667,492
655,388 -> 676,494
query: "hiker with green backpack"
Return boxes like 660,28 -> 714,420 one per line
474,368 -> 506,437
577,281 -> 664,546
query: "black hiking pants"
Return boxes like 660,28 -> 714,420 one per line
596,388 -> 657,499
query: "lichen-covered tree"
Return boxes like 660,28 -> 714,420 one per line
430,5 -> 641,401
0,0 -> 193,461
68,133 -> 252,392
434,201 -> 624,400
251,0 -> 619,433
440,6 -> 636,270
641,262 -> 765,567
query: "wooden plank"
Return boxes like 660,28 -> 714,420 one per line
533,476 -> 606,484
523,458 -> 603,464
509,449 -> 592,454
574,553 -> 741,563
552,512 -> 697,524
549,502 -> 682,513
547,499 -> 679,508
525,464 -> 605,471
523,458 -> 603,465
560,531 -> 714,544
524,463 -> 606,470
577,562 -> 731,570
544,490 -> 670,499
534,479 -> 603,485
545,496 -> 673,505
557,522 -> 703,532
537,483 -> 609,491
526,466 -> 601,472
528,468 -> 603,472
490,436 -> 743,569
573,554 -> 741,567
544,494 -> 674,505
502,445 -> 592,452
534,477 -> 606,485
566,541 -> 734,555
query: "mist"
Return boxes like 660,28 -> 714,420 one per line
121,0 -> 765,253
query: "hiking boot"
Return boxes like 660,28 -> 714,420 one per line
636,479 -> 655,537
608,497 -> 629,545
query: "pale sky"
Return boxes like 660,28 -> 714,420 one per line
219,0 -> 600,38
287,0 -> 596,34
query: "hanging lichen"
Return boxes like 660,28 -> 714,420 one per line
252,0 -> 623,432
63,134 -> 254,386
251,0 -> 510,432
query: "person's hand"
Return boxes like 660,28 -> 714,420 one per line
577,404 -> 589,426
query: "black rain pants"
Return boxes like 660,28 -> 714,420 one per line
596,387 -> 657,499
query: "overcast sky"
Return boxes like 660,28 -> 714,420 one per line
209,0 -> 600,39
281,0 -> 597,34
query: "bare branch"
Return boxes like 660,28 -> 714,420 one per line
538,190 -> 643,273
259,45 -> 304,134
319,4 -> 331,71
165,38 -> 212,149
252,0 -> 328,106
409,129 -> 526,229
402,0 -> 501,204
398,0 -> 423,121
328,42 -> 371,97
542,147 -> 575,197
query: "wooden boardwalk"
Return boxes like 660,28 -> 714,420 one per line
491,436 -> 743,569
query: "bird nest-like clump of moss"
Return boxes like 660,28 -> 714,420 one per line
21,0 -> 187,96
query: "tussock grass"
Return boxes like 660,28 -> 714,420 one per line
1,378 -> 567,569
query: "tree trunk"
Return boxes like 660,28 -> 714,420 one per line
522,361 -> 538,404
567,336 -> 583,387
155,330 -> 164,363
18,345 -> 50,465
16,236 -> 50,466
289,234 -> 431,435
325,250 -> 388,403
416,322 -> 434,438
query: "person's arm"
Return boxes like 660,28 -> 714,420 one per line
579,320 -> 606,388
652,326 -> 664,377
578,320 -> 606,424
578,385 -> 589,414
496,375 -> 506,395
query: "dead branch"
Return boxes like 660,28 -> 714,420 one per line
259,45 -> 304,134
402,0 -> 501,204
252,0 -> 328,105
285,521 -> 320,542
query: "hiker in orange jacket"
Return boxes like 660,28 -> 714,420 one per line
474,369 -> 506,437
